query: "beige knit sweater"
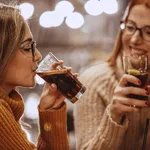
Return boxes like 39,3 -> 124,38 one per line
0,89 -> 69,150
74,61 -> 150,150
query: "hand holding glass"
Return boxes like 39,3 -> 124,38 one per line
123,55 -> 148,100
36,52 -> 86,103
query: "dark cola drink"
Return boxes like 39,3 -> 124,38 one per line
37,69 -> 86,103
127,70 -> 148,100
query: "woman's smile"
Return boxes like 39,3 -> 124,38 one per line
130,46 -> 147,56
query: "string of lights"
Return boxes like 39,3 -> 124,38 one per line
19,0 -> 118,29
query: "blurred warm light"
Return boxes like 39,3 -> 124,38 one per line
24,93 -> 40,119
26,131 -> 32,142
19,3 -> 34,20
102,0 -> 118,14
39,11 -> 54,28
35,74 -> 45,85
84,0 -> 118,16
120,23 -> 125,30
55,0 -> 74,17
84,0 -> 103,16
66,12 -> 84,29
52,11 -> 65,27
39,11 -> 64,28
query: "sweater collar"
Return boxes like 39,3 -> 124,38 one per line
0,89 -> 24,121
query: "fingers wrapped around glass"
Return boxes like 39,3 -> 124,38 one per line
123,55 -> 148,107
36,52 -> 86,103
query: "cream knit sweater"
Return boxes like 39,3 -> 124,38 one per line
74,61 -> 150,150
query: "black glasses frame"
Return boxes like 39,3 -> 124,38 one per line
31,41 -> 36,58
20,41 -> 37,59
120,21 -> 150,42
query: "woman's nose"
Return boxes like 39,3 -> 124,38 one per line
130,30 -> 143,44
34,49 -> 42,62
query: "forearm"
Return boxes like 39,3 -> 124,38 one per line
38,102 -> 69,150
77,107 -> 128,150
75,99 -> 128,150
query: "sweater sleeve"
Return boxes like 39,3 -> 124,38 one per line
74,64 -> 129,150
0,101 -> 69,150
37,102 -> 69,150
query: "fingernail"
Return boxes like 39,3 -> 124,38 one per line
138,80 -> 142,85
146,91 -> 149,95
51,83 -> 55,88
138,107 -> 142,110
145,101 -> 150,106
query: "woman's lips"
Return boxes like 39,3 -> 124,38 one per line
33,71 -> 36,76
130,48 -> 147,56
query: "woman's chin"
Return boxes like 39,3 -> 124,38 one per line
21,81 -> 36,88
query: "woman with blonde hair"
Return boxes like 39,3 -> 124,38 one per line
74,0 -> 150,149
0,2 -> 69,150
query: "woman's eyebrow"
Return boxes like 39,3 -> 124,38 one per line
127,19 -> 150,27
127,19 -> 136,24
21,38 -> 33,44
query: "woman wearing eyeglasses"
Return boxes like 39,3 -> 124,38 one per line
74,0 -> 150,149
0,2 -> 69,150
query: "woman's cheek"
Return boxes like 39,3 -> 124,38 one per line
122,35 -> 130,49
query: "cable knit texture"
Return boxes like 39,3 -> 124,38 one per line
74,61 -> 150,150
0,89 -> 69,150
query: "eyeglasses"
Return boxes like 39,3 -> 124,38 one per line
20,41 -> 36,58
120,21 -> 150,42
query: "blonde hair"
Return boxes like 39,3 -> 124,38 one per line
107,0 -> 150,66
0,2 -> 26,80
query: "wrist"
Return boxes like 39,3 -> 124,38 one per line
39,103 -> 53,110
108,105 -> 124,124
39,102 -> 64,110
